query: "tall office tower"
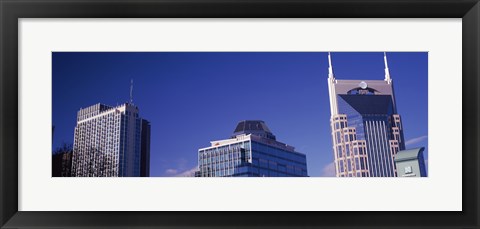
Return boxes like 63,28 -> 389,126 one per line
140,119 -> 151,177
327,53 -> 405,177
71,103 -> 150,177
197,120 -> 308,177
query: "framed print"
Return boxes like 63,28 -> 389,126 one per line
1,0 -> 479,228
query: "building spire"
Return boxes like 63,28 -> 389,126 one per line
130,79 -> 134,104
327,52 -> 338,116
328,52 -> 335,79
384,52 -> 392,84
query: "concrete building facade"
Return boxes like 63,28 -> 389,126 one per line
394,147 -> 427,177
71,103 -> 150,177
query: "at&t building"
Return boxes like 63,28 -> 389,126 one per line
327,52 -> 406,177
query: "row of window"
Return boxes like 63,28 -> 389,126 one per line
199,165 -> 307,177
251,142 -> 306,164
364,120 -> 397,177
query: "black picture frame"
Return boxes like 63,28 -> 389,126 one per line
1,0 -> 479,228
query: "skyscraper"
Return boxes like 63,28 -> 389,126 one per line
197,120 -> 308,177
71,103 -> 150,177
327,53 -> 405,177
140,119 -> 151,177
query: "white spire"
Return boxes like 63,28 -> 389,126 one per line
130,79 -> 134,104
327,52 -> 338,116
384,52 -> 392,84
328,52 -> 335,79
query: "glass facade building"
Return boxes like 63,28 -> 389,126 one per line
71,103 -> 150,177
327,53 -> 405,177
197,120 -> 308,177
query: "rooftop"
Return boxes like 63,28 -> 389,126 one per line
394,147 -> 425,162
232,120 -> 276,140
338,94 -> 394,115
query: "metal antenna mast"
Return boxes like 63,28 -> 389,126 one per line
130,79 -> 134,104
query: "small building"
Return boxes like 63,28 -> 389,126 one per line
52,150 -> 73,177
197,120 -> 308,177
394,147 -> 427,177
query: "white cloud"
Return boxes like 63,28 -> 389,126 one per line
321,162 -> 336,177
163,157 -> 195,176
165,169 -> 178,176
405,135 -> 428,146
176,167 -> 198,177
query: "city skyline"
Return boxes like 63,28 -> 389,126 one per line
52,52 -> 428,177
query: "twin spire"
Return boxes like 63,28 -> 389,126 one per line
383,52 -> 392,84
129,53 -> 391,105
327,52 -> 392,84
328,52 -> 335,79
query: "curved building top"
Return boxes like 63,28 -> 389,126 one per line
232,120 -> 276,140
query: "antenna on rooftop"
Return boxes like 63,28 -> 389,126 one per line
130,79 -> 134,104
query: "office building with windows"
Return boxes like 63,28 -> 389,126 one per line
394,147 -> 427,177
52,149 -> 73,177
197,120 -> 308,177
71,102 -> 150,177
327,53 -> 405,177
52,126 -> 73,177
140,119 -> 151,177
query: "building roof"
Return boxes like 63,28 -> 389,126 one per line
394,147 -> 425,162
334,79 -> 394,96
234,120 -> 272,133
199,120 -> 303,155
232,120 -> 276,140
338,94 -> 394,115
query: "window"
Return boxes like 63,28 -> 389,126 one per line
269,161 -> 277,170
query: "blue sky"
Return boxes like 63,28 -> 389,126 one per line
52,52 -> 428,177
